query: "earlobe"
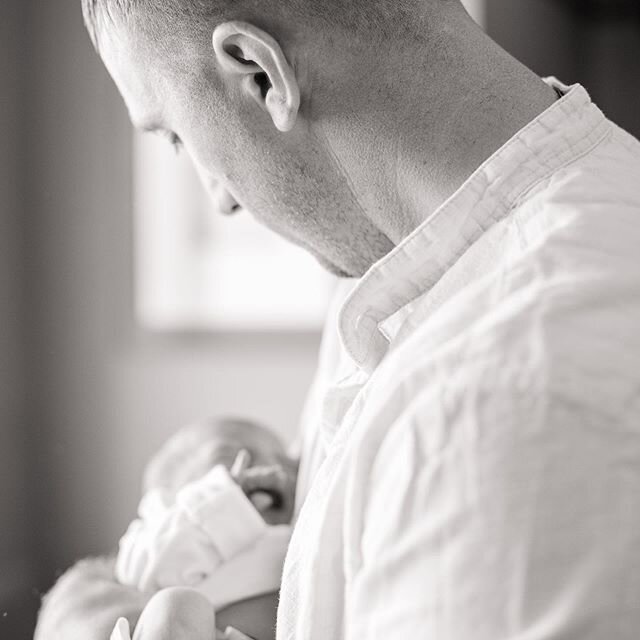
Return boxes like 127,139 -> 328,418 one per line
212,21 -> 300,133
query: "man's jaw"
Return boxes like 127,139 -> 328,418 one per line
314,253 -> 356,279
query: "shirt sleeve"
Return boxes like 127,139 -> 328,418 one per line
345,374 -> 640,639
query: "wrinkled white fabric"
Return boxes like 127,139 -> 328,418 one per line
279,79 -> 640,640
116,465 -> 290,610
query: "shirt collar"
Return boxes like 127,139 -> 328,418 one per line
337,80 -> 610,372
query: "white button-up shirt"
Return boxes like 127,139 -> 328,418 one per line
278,79 -> 640,640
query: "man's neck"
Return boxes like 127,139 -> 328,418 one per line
321,9 -> 558,247
392,9 -> 562,241
394,46 -> 558,241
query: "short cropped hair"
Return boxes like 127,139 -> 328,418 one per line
81,0 -> 428,50
82,0 -> 206,47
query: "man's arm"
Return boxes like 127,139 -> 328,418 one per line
35,556 -> 150,640
345,381 -> 640,638
36,559 -> 271,640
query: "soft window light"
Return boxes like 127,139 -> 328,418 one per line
134,132 -> 334,332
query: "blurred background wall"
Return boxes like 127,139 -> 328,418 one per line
2,2 -> 322,636
1,0 -> 638,637
486,0 -> 640,136
1,1 -> 35,635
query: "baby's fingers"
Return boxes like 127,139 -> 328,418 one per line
229,449 -> 252,480
234,464 -> 297,524
235,465 -> 288,503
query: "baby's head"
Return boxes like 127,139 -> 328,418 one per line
143,417 -> 289,495
142,417 -> 296,524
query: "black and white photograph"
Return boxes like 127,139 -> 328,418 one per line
1,0 -> 640,638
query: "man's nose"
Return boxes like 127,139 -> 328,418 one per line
211,183 -> 242,216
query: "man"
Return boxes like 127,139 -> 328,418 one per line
39,0 -> 640,638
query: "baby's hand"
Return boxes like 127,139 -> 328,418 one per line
142,418 -> 291,500
111,588 -> 256,640
116,588 -> 215,640
231,450 -> 298,526
116,466 -> 267,593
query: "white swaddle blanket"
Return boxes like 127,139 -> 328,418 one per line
115,464 -> 291,610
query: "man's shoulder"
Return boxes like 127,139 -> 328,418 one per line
381,205 -> 640,430
522,117 -> 640,243
354,235 -> 640,524
348,125 -> 640,489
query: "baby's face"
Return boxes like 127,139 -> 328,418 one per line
142,418 -> 296,524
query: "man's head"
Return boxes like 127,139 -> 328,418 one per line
83,0 -> 470,276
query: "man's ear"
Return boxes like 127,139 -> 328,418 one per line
212,21 -> 300,133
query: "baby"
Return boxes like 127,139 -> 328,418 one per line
111,417 -> 298,640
